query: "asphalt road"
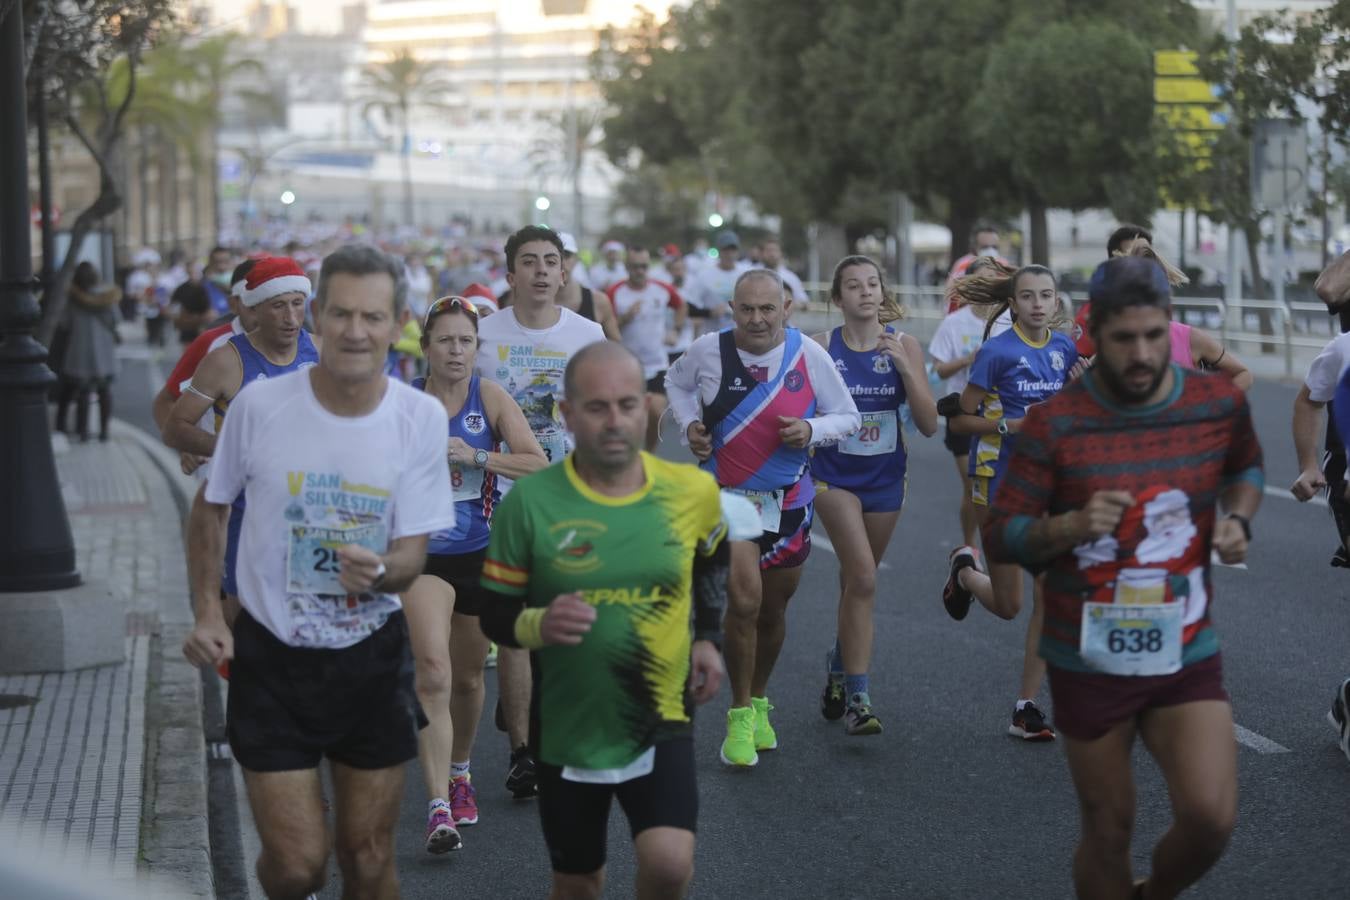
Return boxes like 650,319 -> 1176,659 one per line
110,335 -> 1350,899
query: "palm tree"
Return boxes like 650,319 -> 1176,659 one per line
355,48 -> 458,227
527,105 -> 606,239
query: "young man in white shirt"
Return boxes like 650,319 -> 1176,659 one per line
666,269 -> 860,767
685,231 -> 751,336
609,246 -> 687,449
182,244 -> 456,900
474,224 -> 606,797
757,236 -> 808,304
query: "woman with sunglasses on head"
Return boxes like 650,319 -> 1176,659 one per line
402,295 -> 548,853
811,255 -> 937,736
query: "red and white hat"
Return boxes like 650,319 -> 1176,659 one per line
239,256 -> 311,307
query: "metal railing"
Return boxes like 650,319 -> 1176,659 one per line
791,283 -> 1337,378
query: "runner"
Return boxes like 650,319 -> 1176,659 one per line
587,238 -> 628,293
182,243 -> 457,900
402,295 -> 549,852
479,340 -> 728,899
928,257 -> 1015,548
152,258 -> 260,474
940,263 -> 1079,741
473,224 -> 605,797
164,257 -> 319,612
1074,238 -> 1253,391
983,255 -> 1262,899
609,245 -> 686,450
811,256 -> 936,735
1326,366 -> 1350,765
666,269 -> 860,767
757,236 -> 808,305
684,230 -> 751,337
560,232 -> 621,340
945,222 -> 1007,311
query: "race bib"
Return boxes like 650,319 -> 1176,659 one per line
538,430 -> 568,464
840,410 -> 899,457
1079,569 -> 1184,676
286,522 -> 387,596
730,488 -> 783,533
451,463 -> 485,502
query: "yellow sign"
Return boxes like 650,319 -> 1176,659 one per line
1154,50 -> 1200,77
1155,78 -> 1221,104
1160,105 -> 1227,131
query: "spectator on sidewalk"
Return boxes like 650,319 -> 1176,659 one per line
55,262 -> 121,443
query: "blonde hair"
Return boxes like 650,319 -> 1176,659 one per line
1115,240 -> 1190,287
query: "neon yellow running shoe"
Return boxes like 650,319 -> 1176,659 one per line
750,696 -> 778,751
719,706 -> 759,767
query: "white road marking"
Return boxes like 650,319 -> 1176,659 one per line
1264,485 -> 1327,507
812,532 -> 893,570
1234,723 -> 1291,754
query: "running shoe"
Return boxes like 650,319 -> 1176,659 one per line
943,546 -> 978,621
1329,677 -> 1350,763
485,642 -> 498,668
719,706 -> 759,767
1008,701 -> 1056,741
449,774 -> 479,826
1331,546 -> 1350,568
425,803 -> 462,854
821,668 -> 847,721
750,696 -> 778,751
844,693 -> 882,736
505,744 -> 539,798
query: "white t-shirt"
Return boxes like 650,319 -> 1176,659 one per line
927,306 -> 1012,395
587,262 -> 628,293
686,261 -> 752,332
205,370 -> 456,649
474,306 -> 605,464
405,265 -> 433,319
759,264 -> 809,303
1305,331 -> 1350,403
665,330 -> 860,446
610,279 -> 682,378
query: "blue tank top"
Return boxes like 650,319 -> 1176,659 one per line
415,375 -> 498,554
215,330 -> 319,511
811,326 -> 908,490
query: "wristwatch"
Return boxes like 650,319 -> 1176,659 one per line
1226,513 -> 1252,541
370,560 -> 388,592
996,418 -> 1010,436
473,448 -> 490,468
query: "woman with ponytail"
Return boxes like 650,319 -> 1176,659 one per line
811,255 -> 937,736
941,264 -> 1079,742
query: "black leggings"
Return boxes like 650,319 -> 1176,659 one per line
55,378 -> 113,441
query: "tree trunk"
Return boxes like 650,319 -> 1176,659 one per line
1242,217 -> 1277,353
1028,198 -> 1050,266
945,203 -> 979,271
400,103 -> 414,227
167,140 -> 180,252
210,126 -> 221,245
138,127 -> 150,247
157,136 -> 171,249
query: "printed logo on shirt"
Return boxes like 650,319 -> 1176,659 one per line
834,359 -> 848,374
549,520 -> 607,573
463,412 -> 487,435
1050,350 -> 1066,372
872,354 -> 892,374
784,370 -> 805,392
729,375 -> 749,392
746,365 -> 770,383
1017,356 -> 1031,369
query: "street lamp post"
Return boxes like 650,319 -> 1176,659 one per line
0,3 -> 79,593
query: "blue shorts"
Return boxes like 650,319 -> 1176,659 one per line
222,500 -> 244,596
816,477 -> 906,514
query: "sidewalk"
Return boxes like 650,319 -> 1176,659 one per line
0,418 -> 211,897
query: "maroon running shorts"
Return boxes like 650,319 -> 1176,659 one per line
1047,653 -> 1229,741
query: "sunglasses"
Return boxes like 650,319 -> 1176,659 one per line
424,295 -> 480,328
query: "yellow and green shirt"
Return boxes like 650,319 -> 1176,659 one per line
482,452 -> 726,769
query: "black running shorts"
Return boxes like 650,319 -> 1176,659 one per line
645,371 -> 668,395
943,424 -> 971,458
227,609 -> 424,772
423,548 -> 489,617
536,737 -> 698,875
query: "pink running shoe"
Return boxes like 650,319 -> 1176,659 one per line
449,775 -> 479,826
425,803 -> 462,854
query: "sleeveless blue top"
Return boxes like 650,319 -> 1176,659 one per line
415,375 -> 498,554
811,325 -> 908,490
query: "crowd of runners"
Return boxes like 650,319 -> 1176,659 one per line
156,215 -> 1350,899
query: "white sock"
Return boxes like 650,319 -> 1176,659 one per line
1015,698 -> 1035,711
429,797 -> 449,811
450,760 -> 470,779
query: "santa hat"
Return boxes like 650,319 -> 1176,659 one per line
240,256 -> 311,307
461,282 -> 499,315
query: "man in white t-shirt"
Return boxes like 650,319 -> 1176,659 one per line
474,224 -> 605,798
609,246 -> 686,449
757,236 -> 808,304
685,230 -> 751,336
1291,328 -> 1350,561
182,244 -> 455,900
587,239 -> 628,293
928,303 -> 1011,547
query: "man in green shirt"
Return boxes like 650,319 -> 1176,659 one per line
481,340 -> 727,899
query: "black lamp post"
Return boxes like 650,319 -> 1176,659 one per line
0,3 -> 80,592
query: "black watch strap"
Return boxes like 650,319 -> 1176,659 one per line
1226,513 -> 1252,541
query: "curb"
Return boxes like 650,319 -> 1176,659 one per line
110,419 -> 216,899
